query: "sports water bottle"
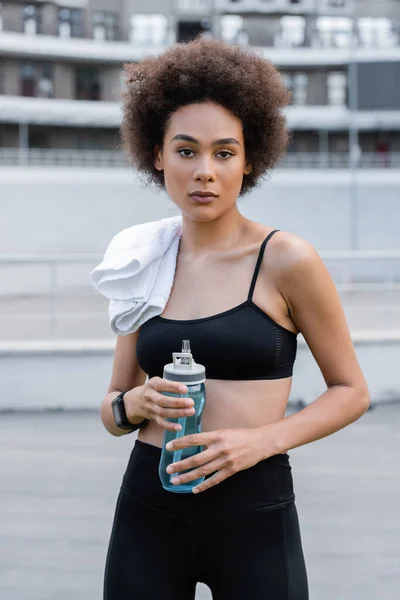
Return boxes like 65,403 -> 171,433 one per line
159,340 -> 206,493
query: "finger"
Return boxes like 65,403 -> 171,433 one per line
192,468 -> 231,494
166,448 -> 216,475
155,417 -> 184,432
170,458 -> 224,487
151,377 -> 188,395
153,404 -> 195,419
166,432 -> 216,451
156,395 -> 194,409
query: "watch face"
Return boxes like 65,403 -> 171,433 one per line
112,402 -> 120,422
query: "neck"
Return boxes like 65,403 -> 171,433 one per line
178,207 -> 250,257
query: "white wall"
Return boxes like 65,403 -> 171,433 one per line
1,167 -> 400,254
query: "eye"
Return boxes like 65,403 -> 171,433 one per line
177,149 -> 234,159
178,148 -> 195,157
217,151 -> 234,159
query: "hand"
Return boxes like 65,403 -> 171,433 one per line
124,377 -> 195,432
165,426 -> 277,494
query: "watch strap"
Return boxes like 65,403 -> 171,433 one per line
112,391 -> 147,433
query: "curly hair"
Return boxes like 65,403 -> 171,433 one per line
121,35 -> 292,197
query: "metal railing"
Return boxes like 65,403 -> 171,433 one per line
0,148 -> 399,169
0,148 -> 129,168
0,251 -> 399,340
281,152 -> 400,169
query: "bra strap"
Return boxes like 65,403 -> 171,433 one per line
247,230 -> 280,303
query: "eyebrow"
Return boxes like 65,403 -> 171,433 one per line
171,134 -> 240,146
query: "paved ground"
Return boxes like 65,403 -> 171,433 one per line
0,404 -> 399,600
1,287 -> 400,340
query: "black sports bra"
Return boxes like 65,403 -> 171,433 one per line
136,230 -> 298,381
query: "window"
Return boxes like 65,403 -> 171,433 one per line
130,14 -> 168,45
327,71 -> 347,106
75,67 -> 101,101
29,127 -> 50,149
58,7 -> 84,38
316,17 -> 352,48
37,63 -> 54,98
21,62 -> 36,96
293,73 -> 308,105
281,71 -> 308,105
358,17 -> 394,49
282,73 -> 293,94
93,12 -> 118,41
276,16 -> 305,48
221,15 -> 244,43
284,72 -> 308,105
20,62 -> 54,98
76,136 -> 105,150
23,4 -> 41,35
177,19 -> 211,43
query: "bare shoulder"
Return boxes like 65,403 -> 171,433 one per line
264,229 -> 336,323
267,230 -> 320,274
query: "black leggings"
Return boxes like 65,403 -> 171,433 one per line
104,440 -> 309,600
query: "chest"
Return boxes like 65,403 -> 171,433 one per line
161,249 -> 260,320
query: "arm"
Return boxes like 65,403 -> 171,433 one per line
101,329 -> 148,437
262,234 -> 370,456
163,234 -> 370,494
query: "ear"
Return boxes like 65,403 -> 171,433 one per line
244,161 -> 252,176
154,144 -> 163,171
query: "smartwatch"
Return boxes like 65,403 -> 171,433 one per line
111,391 -> 146,433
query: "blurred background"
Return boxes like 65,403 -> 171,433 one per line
0,1 -> 399,599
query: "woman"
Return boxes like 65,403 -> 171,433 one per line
99,36 -> 370,599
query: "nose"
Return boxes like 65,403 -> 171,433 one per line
193,155 -> 216,182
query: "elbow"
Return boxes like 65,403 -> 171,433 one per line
355,383 -> 371,418
335,380 -> 370,422
100,395 -> 123,437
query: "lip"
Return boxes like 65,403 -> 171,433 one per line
190,194 -> 215,204
189,191 -> 218,204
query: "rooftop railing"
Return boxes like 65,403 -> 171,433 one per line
0,251 -> 399,341
0,148 -> 399,169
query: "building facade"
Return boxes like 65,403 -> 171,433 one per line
0,0 -> 400,164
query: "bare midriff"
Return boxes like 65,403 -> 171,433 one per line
137,377 -> 292,448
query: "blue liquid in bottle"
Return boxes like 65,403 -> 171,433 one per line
158,340 -> 206,494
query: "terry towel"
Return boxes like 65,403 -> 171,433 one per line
89,216 -> 183,335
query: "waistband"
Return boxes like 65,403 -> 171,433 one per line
120,439 -> 295,523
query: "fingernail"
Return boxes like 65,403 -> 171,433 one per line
171,477 -> 180,484
166,442 -> 173,450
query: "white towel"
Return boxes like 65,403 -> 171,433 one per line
89,215 -> 183,335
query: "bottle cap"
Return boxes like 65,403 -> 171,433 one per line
163,340 -> 206,385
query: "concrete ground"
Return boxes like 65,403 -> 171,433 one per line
0,403 -> 399,600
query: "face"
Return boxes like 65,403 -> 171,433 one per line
154,101 -> 252,219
